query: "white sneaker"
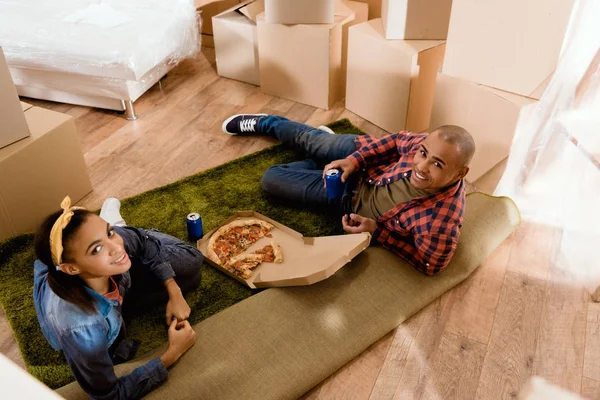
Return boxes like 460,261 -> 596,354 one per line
318,125 -> 335,134
100,198 -> 127,227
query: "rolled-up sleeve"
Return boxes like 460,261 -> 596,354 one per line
373,224 -> 459,276
115,226 -> 175,282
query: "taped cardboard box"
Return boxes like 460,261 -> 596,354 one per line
430,73 -> 537,182
213,0 -> 264,85
0,105 -> 93,241
381,0 -> 452,40
0,47 -> 30,149
257,3 -> 362,109
345,19 -> 445,134
442,0 -> 576,99
264,0 -> 334,24
197,211 -> 371,288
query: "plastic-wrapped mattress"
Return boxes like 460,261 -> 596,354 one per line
0,0 -> 200,108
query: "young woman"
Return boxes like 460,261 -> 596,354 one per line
33,196 -> 203,399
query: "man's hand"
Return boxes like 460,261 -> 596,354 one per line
342,214 -> 377,234
164,278 -> 191,325
322,158 -> 356,187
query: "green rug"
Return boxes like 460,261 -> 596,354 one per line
0,119 -> 364,389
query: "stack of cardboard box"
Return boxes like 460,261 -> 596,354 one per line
196,0 -> 242,48
430,0 -> 576,183
344,0 -> 452,134
210,0 -> 368,109
0,47 -> 92,241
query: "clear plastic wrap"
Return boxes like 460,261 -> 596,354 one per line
0,0 -> 200,103
495,0 -> 600,291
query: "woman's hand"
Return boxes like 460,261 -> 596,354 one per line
342,214 -> 377,234
160,319 -> 196,368
164,279 -> 191,325
322,158 -> 356,186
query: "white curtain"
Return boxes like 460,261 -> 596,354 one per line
495,0 -> 600,290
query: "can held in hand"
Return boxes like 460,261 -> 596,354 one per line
325,169 -> 344,199
186,213 -> 203,241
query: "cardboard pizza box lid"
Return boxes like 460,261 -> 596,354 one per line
197,211 -> 371,289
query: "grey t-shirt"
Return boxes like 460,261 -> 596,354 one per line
354,177 -> 430,220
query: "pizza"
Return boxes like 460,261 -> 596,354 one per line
227,254 -> 264,279
207,219 -> 274,265
253,241 -> 283,263
207,219 -> 283,279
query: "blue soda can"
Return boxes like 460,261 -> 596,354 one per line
186,213 -> 203,241
325,169 -> 344,199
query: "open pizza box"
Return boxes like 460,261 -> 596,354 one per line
197,211 -> 371,288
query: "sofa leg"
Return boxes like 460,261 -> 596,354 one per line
121,100 -> 137,121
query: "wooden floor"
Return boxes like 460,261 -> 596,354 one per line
1,48 -> 599,399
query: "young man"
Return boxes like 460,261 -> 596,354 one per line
222,114 -> 475,276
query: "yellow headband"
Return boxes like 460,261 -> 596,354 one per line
50,196 -> 86,268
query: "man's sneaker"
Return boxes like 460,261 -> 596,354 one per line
222,114 -> 268,135
318,125 -> 335,134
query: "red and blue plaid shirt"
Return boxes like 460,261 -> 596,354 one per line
347,132 -> 465,275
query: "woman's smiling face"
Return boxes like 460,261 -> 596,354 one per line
62,214 -> 131,279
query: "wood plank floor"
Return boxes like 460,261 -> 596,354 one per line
1,48 -> 597,399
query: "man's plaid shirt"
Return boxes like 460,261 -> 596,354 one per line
347,132 -> 465,275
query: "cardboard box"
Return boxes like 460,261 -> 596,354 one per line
201,33 -> 215,48
430,74 -> 537,181
196,0 -> 241,36
0,105 -> 93,241
257,6 -> 357,109
197,211 -> 371,288
213,0 -> 264,85
1,354 -> 64,400
339,1 -> 369,94
381,0 -> 452,40
473,158 -> 508,195
345,19 -> 445,133
442,0 -> 576,99
264,0 -> 334,24
354,0 -> 382,19
0,47 -> 30,149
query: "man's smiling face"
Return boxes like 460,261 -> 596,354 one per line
410,131 -> 469,193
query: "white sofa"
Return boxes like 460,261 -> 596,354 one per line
0,0 -> 200,119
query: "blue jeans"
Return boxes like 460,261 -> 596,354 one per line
259,116 -> 358,209
122,228 -> 203,315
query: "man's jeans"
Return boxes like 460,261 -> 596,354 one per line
259,116 -> 359,211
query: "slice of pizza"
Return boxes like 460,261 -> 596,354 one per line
253,241 -> 283,263
227,254 -> 264,279
207,219 -> 274,266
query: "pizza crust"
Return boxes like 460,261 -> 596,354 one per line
228,254 -> 265,279
271,242 -> 283,263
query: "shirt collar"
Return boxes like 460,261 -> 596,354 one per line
414,177 -> 464,208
